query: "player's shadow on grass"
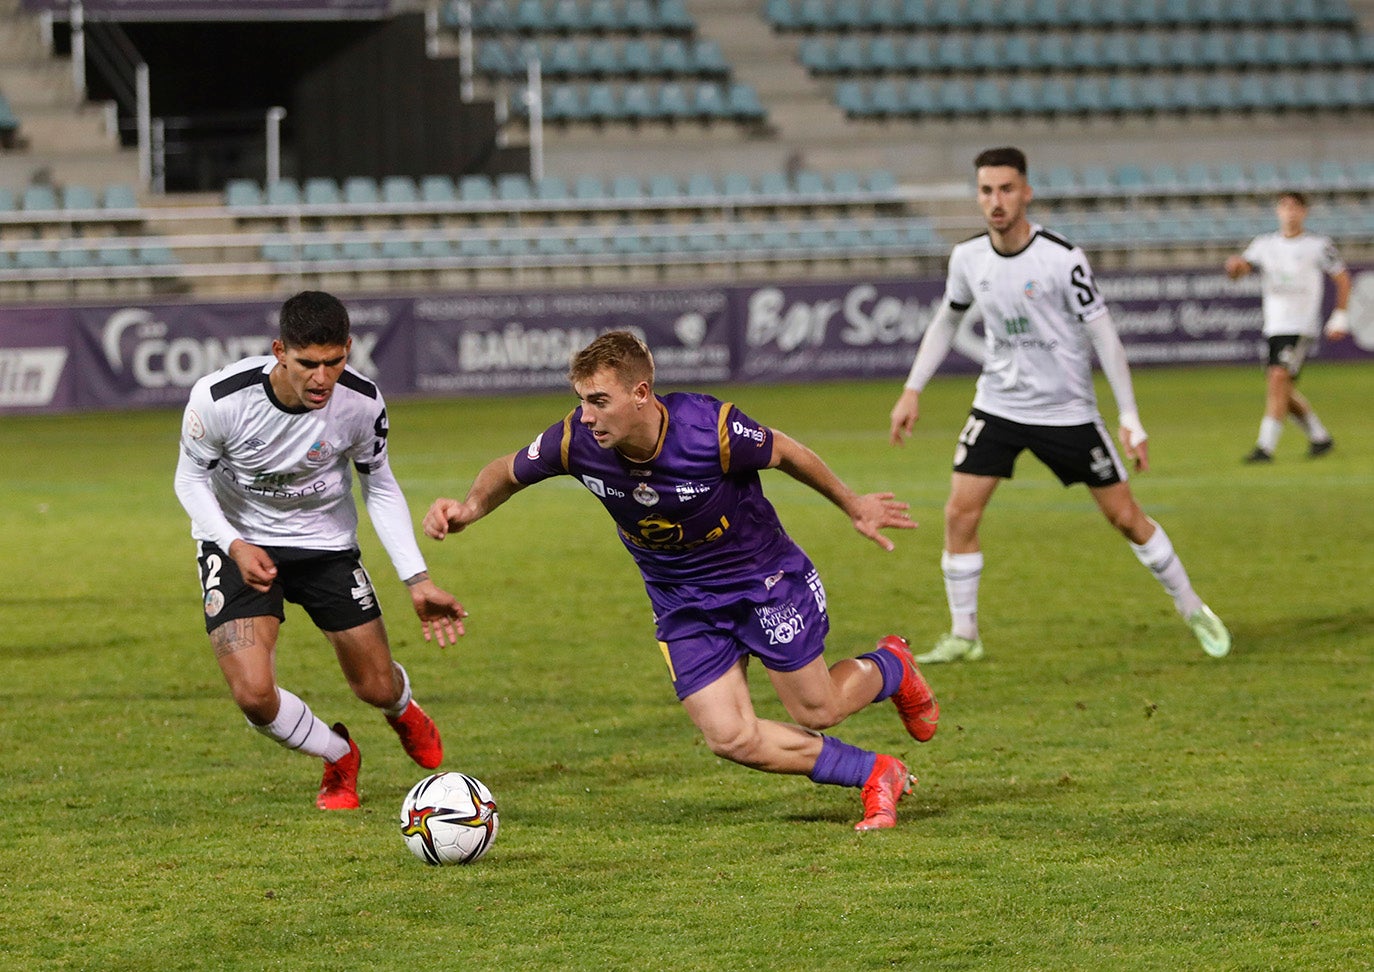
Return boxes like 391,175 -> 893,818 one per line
1224,607 -> 1374,656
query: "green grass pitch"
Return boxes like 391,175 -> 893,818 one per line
1,363 -> 1371,970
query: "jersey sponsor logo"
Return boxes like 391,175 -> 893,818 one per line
307,439 -> 335,463
242,437 -> 266,452
581,475 -> 624,498
621,514 -> 730,552
744,284 -> 926,349
184,408 -> 206,440
674,482 -> 710,501
731,419 -> 766,444
764,569 -> 785,591
1090,447 -> 1115,480
805,568 -> 827,614
632,483 -> 659,506
244,471 -> 329,499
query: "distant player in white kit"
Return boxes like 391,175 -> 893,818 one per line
888,146 -> 1231,664
1224,190 -> 1350,463
174,290 -> 467,809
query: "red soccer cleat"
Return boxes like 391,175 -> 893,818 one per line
387,700 -> 444,769
316,723 -> 361,810
854,754 -> 914,832
878,634 -> 940,743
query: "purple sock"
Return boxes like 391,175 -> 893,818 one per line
861,648 -> 905,703
808,735 -> 877,788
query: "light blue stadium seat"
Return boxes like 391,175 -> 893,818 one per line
1033,35 -> 1067,71
1007,79 -> 1040,115
584,39 -> 620,75
340,240 -> 377,262
418,238 -> 456,259
934,35 -> 969,72
545,39 -> 581,78
757,172 -> 791,196
1115,163 -> 1147,192
548,0 -> 584,32
585,0 -> 618,32
261,240 -> 296,263
303,177 -> 341,206
102,183 -> 138,210
573,174 -> 607,199
726,84 -> 766,121
1136,75 -> 1170,112
477,41 -> 516,77
622,0 -> 657,33
342,177 -> 380,205
265,180 -> 302,206
1079,165 -> 1113,194
22,185 -> 59,211
1150,163 -> 1183,192
61,184 -> 97,210
865,170 -> 897,193
684,173 -> 719,197
722,172 -> 755,196
1281,160 -> 1317,188
379,239 -> 418,260
420,175 -> 458,203
1071,76 -> 1107,114
832,36 -> 865,75
1038,78 -> 1073,115
381,176 -> 418,204
1066,33 -> 1103,71
1104,75 -> 1139,113
646,174 -> 681,199
657,38 -> 691,76
459,174 -> 495,202
763,0 -> 796,30
692,82 -> 730,118
301,241 -> 337,262
610,175 -> 644,200
585,83 -> 619,120
545,84 -> 588,122
657,82 -> 692,120
1214,162 -> 1247,190
1002,35 -> 1035,70
868,79 -> 903,117
969,35 -> 1002,72
970,78 -> 1002,115
57,246 -> 95,269
457,235 -> 493,259
690,39 -> 729,77
535,175 -> 569,200
658,0 -> 695,33
835,80 -> 869,116
496,173 -> 533,200
97,244 -> 137,267
1130,31 -> 1167,69
139,242 -> 177,266
861,0 -> 899,29
1248,161 -> 1283,190
793,171 -> 826,195
621,83 -> 655,121
936,79 -> 973,116
1042,165 -> 1078,195
1315,160 -> 1350,188
225,179 -> 262,207
898,35 -> 934,72
622,39 -> 655,76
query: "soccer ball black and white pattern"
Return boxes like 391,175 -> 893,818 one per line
399,772 -> 499,865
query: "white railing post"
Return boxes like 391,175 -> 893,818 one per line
457,0 -> 474,103
135,62 -> 151,190
151,118 -> 165,194
266,106 -> 287,186
526,56 -> 543,183
69,0 -> 86,101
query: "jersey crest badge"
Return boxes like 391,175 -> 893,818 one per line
184,409 -> 205,441
1023,279 -> 1041,299
307,439 -> 335,463
633,483 -> 660,507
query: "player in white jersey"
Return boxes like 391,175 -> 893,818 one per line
1224,191 -> 1350,463
174,291 -> 467,810
888,147 -> 1231,664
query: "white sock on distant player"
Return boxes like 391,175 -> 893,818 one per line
942,550 -> 983,640
1290,409 -> 1329,443
251,688 -> 351,762
384,662 -> 412,718
1130,519 -> 1204,618
1257,416 -> 1283,453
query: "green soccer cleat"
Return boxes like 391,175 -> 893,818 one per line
915,632 -> 985,665
1187,605 -> 1232,658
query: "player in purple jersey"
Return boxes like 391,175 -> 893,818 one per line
424,330 -> 939,831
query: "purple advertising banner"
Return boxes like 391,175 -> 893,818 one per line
22,1 -> 390,18
2,266 -> 1370,414
411,288 -> 733,396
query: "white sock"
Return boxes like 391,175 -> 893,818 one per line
251,688 -> 351,762
1291,410 -> 1329,442
384,662 -> 412,718
942,550 -> 983,640
1129,520 -> 1203,618
1258,416 -> 1283,453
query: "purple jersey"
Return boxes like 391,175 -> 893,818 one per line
512,392 -> 803,587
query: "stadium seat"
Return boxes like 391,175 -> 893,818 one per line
496,173 -> 533,201
303,177 -> 341,206
22,185 -> 59,211
459,174 -> 495,202
691,82 -> 730,119
420,175 -> 458,203
535,175 -> 569,200
225,179 -> 262,207
265,180 -> 302,206
726,84 -> 766,122
573,174 -> 608,200
690,39 -> 729,77
342,177 -> 380,205
938,78 -> 974,117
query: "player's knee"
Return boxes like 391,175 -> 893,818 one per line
347,671 -> 398,708
231,680 -> 279,723
703,725 -> 765,767
789,700 -> 843,732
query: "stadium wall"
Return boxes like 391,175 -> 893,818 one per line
2,266 -> 1370,413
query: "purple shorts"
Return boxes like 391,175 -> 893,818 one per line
647,558 -> 830,700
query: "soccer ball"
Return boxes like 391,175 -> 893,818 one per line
399,772 -> 499,865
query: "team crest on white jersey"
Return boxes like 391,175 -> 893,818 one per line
184,409 -> 205,440
307,439 -> 334,462
1023,279 -> 1041,299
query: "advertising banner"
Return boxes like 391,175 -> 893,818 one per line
2,265 -> 1369,414
411,288 -> 732,396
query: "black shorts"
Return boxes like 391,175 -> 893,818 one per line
1265,335 -> 1313,377
953,408 -> 1126,487
195,542 -> 383,634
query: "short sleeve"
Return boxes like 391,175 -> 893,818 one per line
1242,236 -> 1264,266
944,247 -> 974,310
511,416 -> 572,485
719,403 -> 775,474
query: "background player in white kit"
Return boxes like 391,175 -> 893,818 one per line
174,291 -> 466,810
888,147 -> 1231,665
1224,191 -> 1351,463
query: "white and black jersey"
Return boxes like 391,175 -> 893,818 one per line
1241,232 -> 1345,338
946,225 -> 1109,426
174,355 -> 426,580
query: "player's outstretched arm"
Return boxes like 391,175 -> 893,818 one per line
1224,254 -> 1252,279
424,453 -> 525,540
769,430 -> 916,551
891,300 -> 963,446
402,571 -> 468,646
